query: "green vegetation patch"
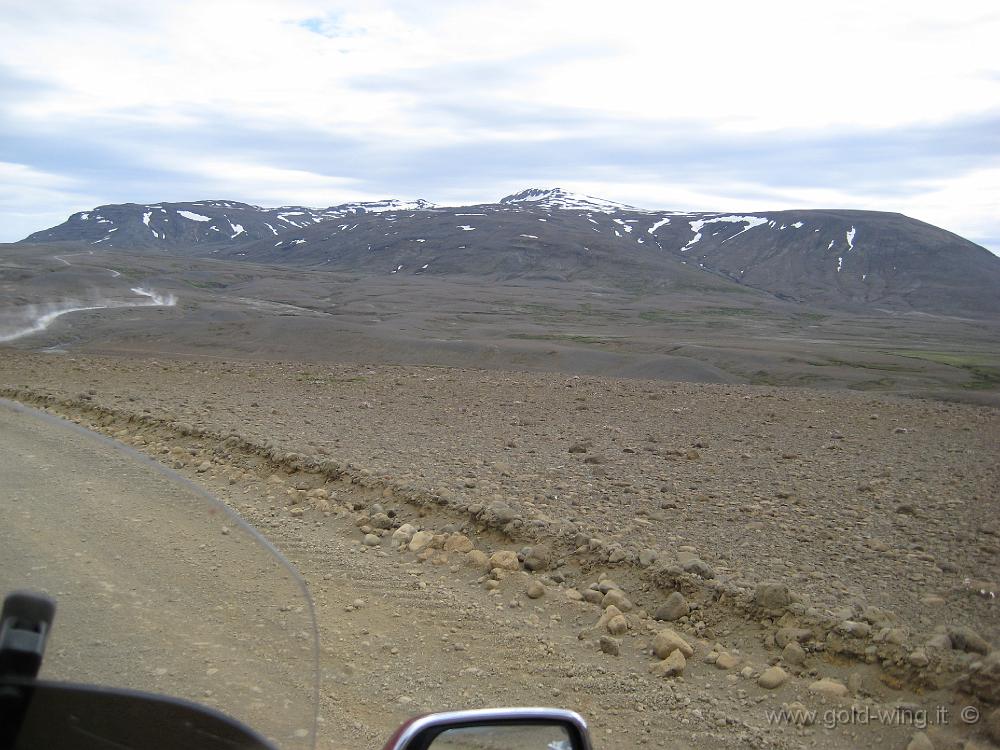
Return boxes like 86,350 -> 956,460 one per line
887,350 -> 1000,390
640,306 -> 765,323
848,378 -> 898,391
806,357 -> 920,373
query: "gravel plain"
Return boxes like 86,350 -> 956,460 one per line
2,349 -> 999,750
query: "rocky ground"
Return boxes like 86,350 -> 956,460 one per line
2,349 -> 999,749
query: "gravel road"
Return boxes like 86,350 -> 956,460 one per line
0,400 -> 317,749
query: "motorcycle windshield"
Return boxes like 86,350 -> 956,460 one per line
0,398 -> 319,750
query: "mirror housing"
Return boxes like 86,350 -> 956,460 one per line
382,707 -> 592,750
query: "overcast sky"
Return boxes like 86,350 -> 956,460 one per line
2,0 -> 999,254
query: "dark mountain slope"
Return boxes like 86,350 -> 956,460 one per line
22,198 -> 434,249
19,189 -> 1000,317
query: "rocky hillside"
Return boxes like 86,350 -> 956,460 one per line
20,189 -> 1000,317
22,198 -> 435,249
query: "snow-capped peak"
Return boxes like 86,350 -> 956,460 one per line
499,188 -> 637,214
329,198 -> 436,216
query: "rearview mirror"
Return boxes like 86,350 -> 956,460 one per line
382,708 -> 592,750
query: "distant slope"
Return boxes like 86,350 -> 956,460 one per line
22,198 -> 435,249
19,188 -> 1000,317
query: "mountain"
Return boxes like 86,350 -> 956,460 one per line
498,187 -> 640,213
18,189 -> 1000,317
22,198 -> 435,249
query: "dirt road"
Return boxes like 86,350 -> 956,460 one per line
0,400 -> 317,748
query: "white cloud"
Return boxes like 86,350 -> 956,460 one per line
161,158 -> 393,206
6,1 -> 999,139
1,1 -> 998,252
0,162 -> 100,242
887,167 -> 1000,253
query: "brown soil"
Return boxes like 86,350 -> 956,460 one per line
2,349 -> 998,749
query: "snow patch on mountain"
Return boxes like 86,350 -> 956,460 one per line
177,210 -> 212,222
648,218 -> 671,234
682,215 -> 768,250
500,188 -> 637,214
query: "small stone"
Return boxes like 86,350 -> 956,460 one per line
681,558 -> 714,579
836,620 -> 872,638
362,533 -> 380,547
650,650 -> 686,678
715,653 -> 740,670
602,588 -> 633,611
948,626 -> 990,655
196,461 -> 212,473
485,500 -> 517,524
599,636 -> 620,656
523,544 -> 551,571
885,628 -> 908,646
754,582 -> 791,612
465,550 -> 490,571
597,603 -> 622,621
370,512 -> 392,529
653,629 -> 694,659
526,580 -> 545,599
926,633 -> 952,650
782,641 -> 806,666
565,588 -> 583,601
905,731 -> 934,750
489,550 -> 521,571
443,534 -> 474,553
408,530 -> 434,552
808,678 -> 848,698
908,648 -> 930,668
391,524 -> 416,544
582,589 -> 604,605
775,628 -> 811,648
606,614 -> 629,636
759,666 -> 789,689
959,651 -> 1000,703
654,591 -> 689,622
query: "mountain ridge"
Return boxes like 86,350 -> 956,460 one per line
18,188 -> 1000,318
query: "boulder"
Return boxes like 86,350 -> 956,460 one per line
653,629 -> 694,660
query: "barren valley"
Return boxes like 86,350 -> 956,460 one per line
1,217 -> 999,749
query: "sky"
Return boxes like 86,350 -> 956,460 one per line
1,0 -> 999,254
